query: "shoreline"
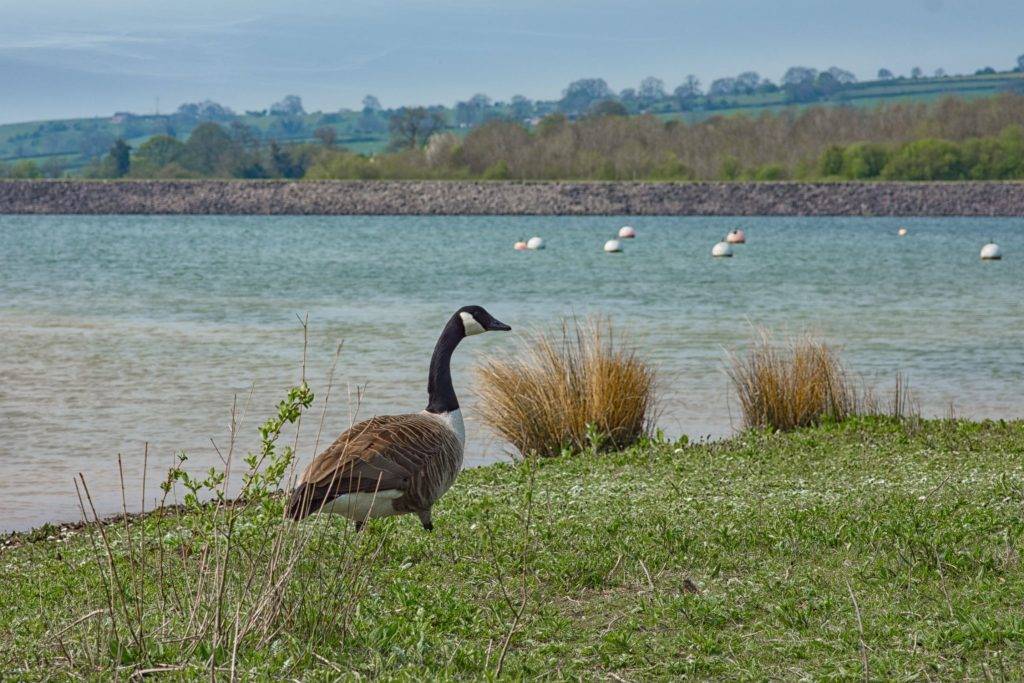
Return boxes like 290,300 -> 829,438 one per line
0,414 -> 1011,545
0,498 -> 246,551
2,179 -> 1024,216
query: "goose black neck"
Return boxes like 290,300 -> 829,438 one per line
425,315 -> 464,414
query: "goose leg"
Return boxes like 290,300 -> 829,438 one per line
417,509 -> 434,531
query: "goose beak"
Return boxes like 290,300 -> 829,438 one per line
487,319 -> 512,332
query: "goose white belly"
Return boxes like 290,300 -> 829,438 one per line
321,490 -> 403,521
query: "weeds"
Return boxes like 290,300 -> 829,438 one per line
45,323 -> 392,679
858,370 -> 921,423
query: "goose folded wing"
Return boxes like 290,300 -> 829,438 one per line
286,414 -> 453,519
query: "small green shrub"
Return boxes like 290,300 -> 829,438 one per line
719,156 -> 742,180
962,125 -> 1024,179
841,142 -> 889,178
754,164 -> 788,180
52,330 -> 389,677
650,153 -> 694,180
882,138 -> 966,180
482,160 -> 511,179
818,145 -> 845,176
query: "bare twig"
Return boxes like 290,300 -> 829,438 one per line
845,578 -> 869,682
494,459 -> 536,677
934,551 -> 955,619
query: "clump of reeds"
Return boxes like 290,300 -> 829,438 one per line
726,329 -> 855,431
728,329 -> 924,432
474,317 -> 657,457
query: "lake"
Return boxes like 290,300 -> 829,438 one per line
1,214 -> 1021,531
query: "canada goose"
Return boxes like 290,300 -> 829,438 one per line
287,305 -> 511,530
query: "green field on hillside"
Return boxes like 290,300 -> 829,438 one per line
660,72 -> 1023,124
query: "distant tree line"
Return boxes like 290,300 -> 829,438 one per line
5,49 -> 1024,178
35,93 -> 1024,183
401,94 -> 1024,181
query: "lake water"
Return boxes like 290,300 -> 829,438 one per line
1,214 -> 1021,532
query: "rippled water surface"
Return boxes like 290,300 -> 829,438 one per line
1,214 -> 1021,531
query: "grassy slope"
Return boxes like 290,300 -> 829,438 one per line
659,73 -> 1023,124
2,418 -> 1023,679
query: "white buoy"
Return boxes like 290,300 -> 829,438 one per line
618,225 -> 636,239
514,241 -> 527,251
526,236 -> 545,250
712,241 -> 733,258
726,229 -> 745,244
980,242 -> 1002,260
604,239 -> 623,253
898,227 -> 908,236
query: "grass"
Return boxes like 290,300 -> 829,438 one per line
2,417 -> 1024,679
474,317 -> 657,457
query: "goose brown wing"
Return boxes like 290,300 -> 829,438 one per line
286,413 -> 459,520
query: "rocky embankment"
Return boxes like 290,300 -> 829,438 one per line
1,180 -> 1023,215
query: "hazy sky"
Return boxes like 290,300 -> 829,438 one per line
1,0 -> 1023,123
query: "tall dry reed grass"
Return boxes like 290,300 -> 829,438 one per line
727,328 -> 920,431
726,329 -> 855,431
474,317 -> 657,457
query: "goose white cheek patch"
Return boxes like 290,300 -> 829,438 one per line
460,312 -> 485,336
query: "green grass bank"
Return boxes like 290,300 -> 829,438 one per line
3,418 -> 1023,679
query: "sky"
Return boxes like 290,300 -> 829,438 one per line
1,0 -> 1023,124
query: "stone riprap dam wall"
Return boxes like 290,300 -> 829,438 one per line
1,180 -> 1023,216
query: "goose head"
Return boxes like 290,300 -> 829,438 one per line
457,305 -> 512,336
427,305 -> 510,415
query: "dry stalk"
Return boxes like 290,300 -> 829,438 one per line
845,578 -> 869,682
481,458 -> 537,678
